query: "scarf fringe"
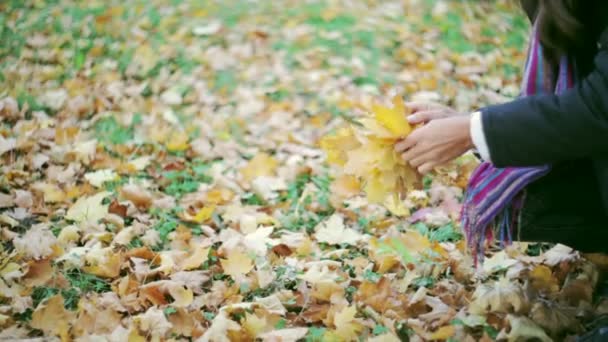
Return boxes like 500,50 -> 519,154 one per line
462,192 -> 526,266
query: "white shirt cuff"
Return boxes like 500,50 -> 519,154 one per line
470,111 -> 491,162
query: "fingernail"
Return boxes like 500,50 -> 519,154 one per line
407,115 -> 417,123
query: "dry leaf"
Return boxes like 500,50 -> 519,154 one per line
530,300 -> 580,336
368,334 -> 401,342
0,135 -> 16,156
84,169 -> 118,187
255,294 -> 287,315
529,265 -> 560,294
482,250 -> 518,274
321,95 -> 420,204
13,224 -> 57,260
220,250 -> 254,279
31,295 -> 74,339
135,307 -> 173,339
469,277 -> 527,314
65,191 -> 110,223
542,244 -> 577,267
243,312 -> 270,337
120,184 -> 153,209
181,246 -> 210,271
315,214 -> 364,245
372,95 -> 411,136
241,153 -> 278,183
330,175 -> 361,199
333,305 -> 363,341
428,325 -> 456,340
197,311 -> 241,342
497,314 -> 552,342
298,264 -> 340,284
259,327 -> 309,342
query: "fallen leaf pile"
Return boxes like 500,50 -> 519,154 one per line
0,0 -> 606,341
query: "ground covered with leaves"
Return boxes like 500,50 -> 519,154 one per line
1,0 -> 606,341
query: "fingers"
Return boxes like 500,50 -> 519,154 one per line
401,143 -> 427,164
408,110 -> 446,124
404,101 -> 442,113
409,150 -> 442,173
404,147 -> 438,173
400,134 -> 435,163
418,162 -> 436,174
394,135 -> 417,153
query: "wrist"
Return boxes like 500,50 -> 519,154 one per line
469,111 -> 491,161
459,115 -> 474,150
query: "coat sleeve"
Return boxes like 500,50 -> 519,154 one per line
481,48 -> 608,167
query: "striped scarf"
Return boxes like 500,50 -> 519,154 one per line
461,24 -> 577,263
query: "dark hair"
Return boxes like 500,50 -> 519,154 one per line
534,0 -> 605,58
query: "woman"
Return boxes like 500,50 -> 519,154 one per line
395,0 -> 608,261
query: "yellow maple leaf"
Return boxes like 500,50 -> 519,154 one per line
331,174 -> 360,196
240,153 -> 278,183
32,182 -> 66,203
372,95 -> 411,137
220,250 -> 254,279
83,247 -> 122,278
166,131 -> 190,152
125,156 -> 152,172
530,265 -> 560,293
190,205 -> 216,223
65,191 -> 110,223
166,282 -> 194,307
428,325 -> 456,340
205,187 -> 235,204
364,173 -> 388,204
384,193 -> 410,217
128,328 -> 146,342
329,174 -> 361,206
333,305 -> 363,341
180,245 -> 210,271
319,127 -> 360,166
242,312 -> 269,338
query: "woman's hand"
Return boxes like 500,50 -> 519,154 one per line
395,115 -> 474,173
406,102 -> 465,125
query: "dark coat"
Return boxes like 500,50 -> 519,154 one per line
480,1 -> 608,251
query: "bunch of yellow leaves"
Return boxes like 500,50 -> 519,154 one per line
320,95 -> 421,208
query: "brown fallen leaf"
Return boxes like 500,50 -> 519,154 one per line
559,278 -> 594,307
167,308 -> 206,338
72,297 -> 123,337
31,295 -> 75,339
108,198 -> 128,217
120,183 -> 153,209
83,248 -> 123,278
23,258 -> 54,287
497,314 -> 552,342
529,300 -> 581,336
